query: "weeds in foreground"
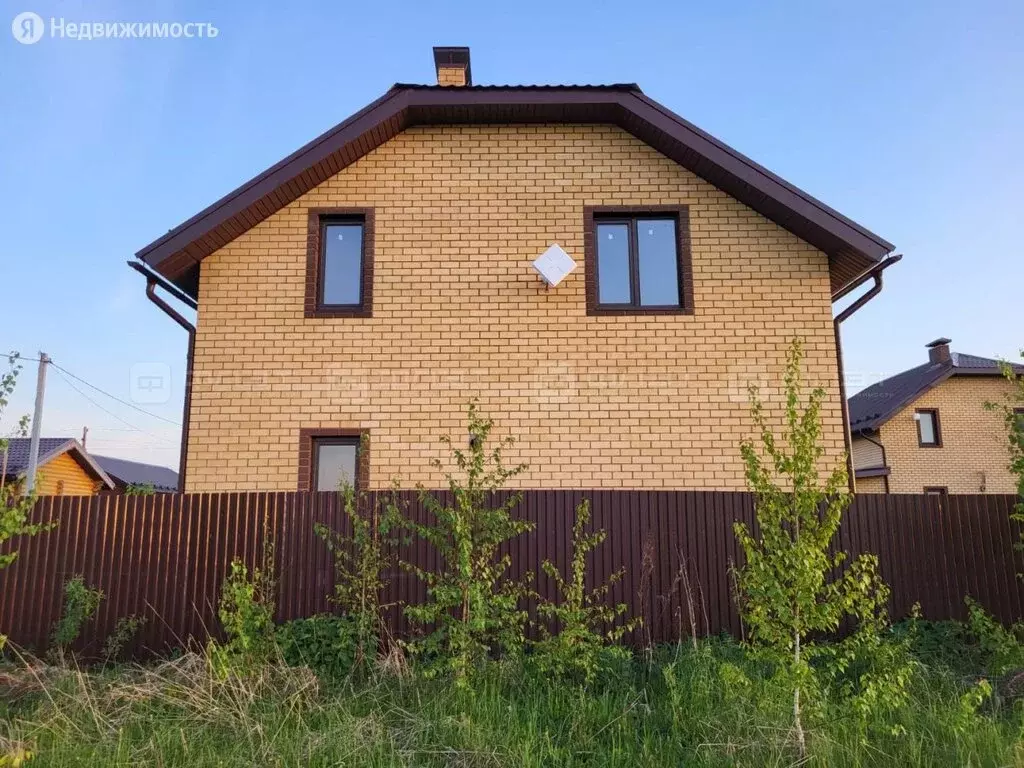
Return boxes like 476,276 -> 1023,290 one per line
3,636 -> 1024,768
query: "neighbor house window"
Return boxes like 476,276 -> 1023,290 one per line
924,486 -> 948,497
305,209 -> 374,318
915,409 -> 941,447
298,429 -> 366,492
1015,409 -> 1024,446
584,206 -> 693,314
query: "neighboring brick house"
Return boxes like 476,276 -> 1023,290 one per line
849,339 -> 1024,494
132,47 -> 897,493
1,438 -> 114,496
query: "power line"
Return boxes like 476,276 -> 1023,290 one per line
50,362 -> 181,427
51,367 -> 177,447
0,346 -> 182,428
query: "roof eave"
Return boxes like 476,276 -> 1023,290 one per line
136,85 -> 895,299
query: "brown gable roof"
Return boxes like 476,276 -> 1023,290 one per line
137,84 -> 894,299
849,353 -> 1024,433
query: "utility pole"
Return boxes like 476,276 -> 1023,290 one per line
25,352 -> 49,494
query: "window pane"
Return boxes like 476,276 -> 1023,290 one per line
637,219 -> 679,306
315,442 -> 357,491
321,223 -> 363,305
918,413 -> 936,444
596,223 -> 631,304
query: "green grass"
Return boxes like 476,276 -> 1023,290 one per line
1,635 -> 1022,767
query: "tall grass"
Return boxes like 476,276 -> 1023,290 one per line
2,637 -> 1022,767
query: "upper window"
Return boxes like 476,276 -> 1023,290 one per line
916,409 -> 941,447
584,207 -> 693,314
321,221 -> 364,306
305,209 -> 374,318
313,437 -> 359,492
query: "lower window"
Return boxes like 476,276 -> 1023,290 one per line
299,431 -> 364,492
314,438 -> 358,491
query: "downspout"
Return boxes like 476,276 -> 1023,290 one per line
127,261 -> 197,492
833,254 -> 902,492
859,430 -> 891,494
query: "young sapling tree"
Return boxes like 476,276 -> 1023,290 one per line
734,339 -> 906,757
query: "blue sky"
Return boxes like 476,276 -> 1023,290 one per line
1,0 -> 1021,470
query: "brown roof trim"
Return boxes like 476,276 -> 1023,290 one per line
137,84 -> 894,298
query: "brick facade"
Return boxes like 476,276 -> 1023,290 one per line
863,376 -> 1018,494
186,124 -> 845,492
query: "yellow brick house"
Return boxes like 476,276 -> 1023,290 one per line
131,47 -> 898,493
849,339 -> 1024,494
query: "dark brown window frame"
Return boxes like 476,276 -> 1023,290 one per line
915,408 -> 942,448
304,208 -> 374,318
297,428 -> 369,492
923,486 -> 949,497
583,205 -> 694,316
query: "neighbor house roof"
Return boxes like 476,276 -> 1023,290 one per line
136,83 -> 894,300
1,437 -> 115,489
849,353 -> 1024,434
93,455 -> 179,492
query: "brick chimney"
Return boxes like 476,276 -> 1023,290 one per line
926,337 -> 952,364
433,46 -> 472,87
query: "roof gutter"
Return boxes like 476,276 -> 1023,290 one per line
833,253 -> 903,492
128,260 -> 196,492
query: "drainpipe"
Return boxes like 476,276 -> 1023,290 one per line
127,261 -> 197,492
833,254 -> 903,492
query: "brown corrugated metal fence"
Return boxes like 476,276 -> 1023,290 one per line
0,491 -> 1020,657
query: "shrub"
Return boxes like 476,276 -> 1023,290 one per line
314,471 -> 403,669
102,614 -> 148,662
965,598 -> 1024,677
208,559 -> 276,676
403,402 -> 534,685
51,576 -> 104,651
0,353 -> 54,650
533,499 -> 639,684
276,615 -> 361,679
984,353 -> 1024,548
